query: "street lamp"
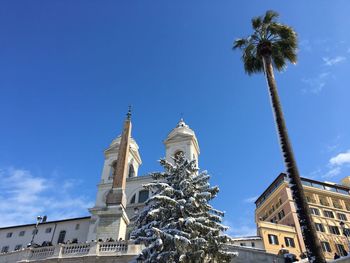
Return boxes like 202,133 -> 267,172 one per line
340,221 -> 350,252
28,215 -> 47,247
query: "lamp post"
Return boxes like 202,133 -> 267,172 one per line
340,221 -> 350,252
28,215 -> 46,247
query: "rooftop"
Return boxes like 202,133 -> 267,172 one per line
255,173 -> 350,208
0,216 -> 91,231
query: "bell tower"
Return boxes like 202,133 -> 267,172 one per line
164,119 -> 200,166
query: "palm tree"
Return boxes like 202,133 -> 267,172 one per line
233,10 -> 325,263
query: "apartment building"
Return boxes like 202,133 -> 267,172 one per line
255,173 -> 350,260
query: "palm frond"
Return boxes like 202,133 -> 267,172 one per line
233,38 -> 248,49
271,45 -> 287,71
251,17 -> 262,30
233,10 -> 297,74
263,10 -> 279,24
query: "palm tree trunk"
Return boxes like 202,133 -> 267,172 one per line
262,56 -> 326,263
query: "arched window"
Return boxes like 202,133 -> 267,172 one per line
57,230 -> 66,244
128,164 -> 135,178
109,161 -> 117,180
130,194 -> 136,204
138,190 -> 149,203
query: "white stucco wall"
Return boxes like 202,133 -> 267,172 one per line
0,217 -> 90,253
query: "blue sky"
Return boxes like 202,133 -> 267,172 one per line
1,1 -> 350,236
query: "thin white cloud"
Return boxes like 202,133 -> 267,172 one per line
330,150 -> 350,166
299,39 -> 312,52
322,56 -> 346,66
322,149 -> 350,179
301,72 -> 330,94
0,167 -> 93,227
223,220 -> 257,237
243,196 -> 258,203
323,167 -> 341,178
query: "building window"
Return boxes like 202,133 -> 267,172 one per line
329,226 -> 341,235
310,207 -> 320,216
45,227 -> 52,233
268,234 -> 279,245
336,244 -> 347,256
345,202 -> 350,211
315,223 -> 325,232
128,164 -> 135,178
332,199 -> 343,209
75,224 -> 80,230
130,194 -> 136,204
1,246 -> 9,253
344,228 -> 350,237
321,241 -> 332,252
6,232 -> 12,238
240,243 -> 246,246
306,195 -> 315,203
278,210 -> 285,220
19,231 -> 25,237
319,197 -> 330,206
284,237 -> 295,248
14,245 -> 22,251
138,190 -> 149,203
251,242 -> 255,247
57,230 -> 66,244
338,213 -> 347,221
276,198 -> 282,208
109,161 -> 117,180
323,210 -> 334,218
32,229 -> 38,235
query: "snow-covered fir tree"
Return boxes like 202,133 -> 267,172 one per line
131,153 -> 234,263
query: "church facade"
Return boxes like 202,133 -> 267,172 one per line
0,111 -> 200,254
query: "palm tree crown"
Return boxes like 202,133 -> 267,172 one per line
233,10 -> 297,74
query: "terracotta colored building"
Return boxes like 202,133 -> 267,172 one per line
255,173 -> 350,260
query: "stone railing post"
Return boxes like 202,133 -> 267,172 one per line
58,244 -> 64,258
51,245 -> 61,258
88,242 -> 98,256
22,248 -> 33,261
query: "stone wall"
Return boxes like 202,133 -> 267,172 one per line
228,245 -> 284,263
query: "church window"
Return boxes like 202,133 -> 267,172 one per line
75,224 -> 80,230
128,164 -> 135,178
57,230 -> 66,244
45,227 -> 52,233
130,194 -> 136,204
6,232 -> 12,238
138,190 -> 149,203
109,161 -> 117,180
19,231 -> 25,236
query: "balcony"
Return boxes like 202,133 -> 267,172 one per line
0,241 -> 142,263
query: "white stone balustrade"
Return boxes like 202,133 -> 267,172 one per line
29,246 -> 55,260
62,243 -> 91,256
99,241 -> 128,254
0,241 -> 142,263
